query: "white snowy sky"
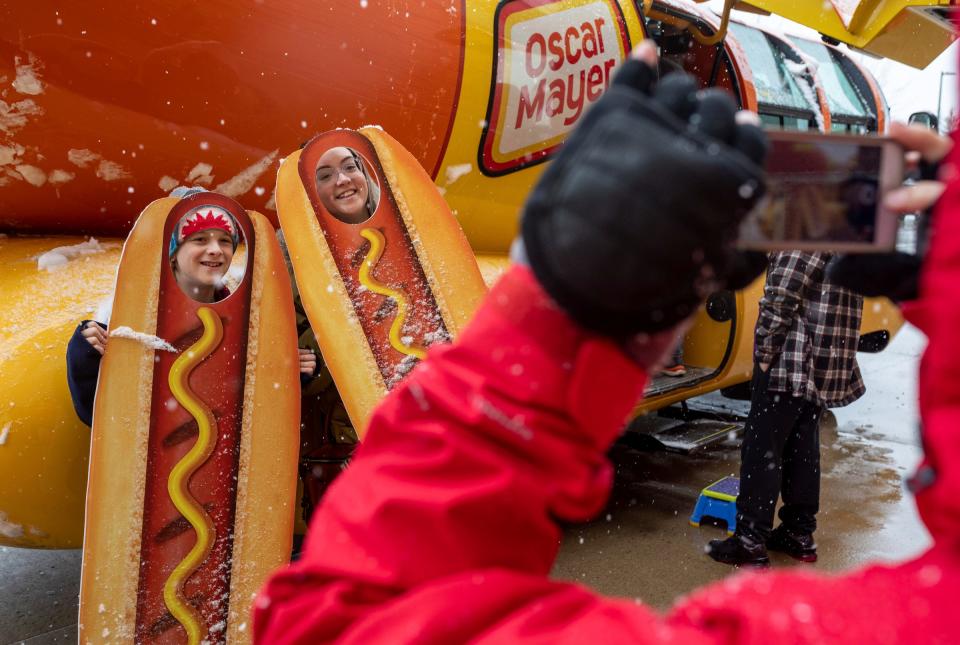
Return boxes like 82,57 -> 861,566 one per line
704,1 -> 958,129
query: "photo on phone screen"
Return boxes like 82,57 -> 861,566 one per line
738,131 -> 903,252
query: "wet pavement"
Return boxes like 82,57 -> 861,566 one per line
0,325 -> 928,642
553,323 -> 929,609
0,547 -> 80,644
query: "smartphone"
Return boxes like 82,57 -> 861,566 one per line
737,130 -> 904,252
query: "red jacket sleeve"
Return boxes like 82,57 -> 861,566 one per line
254,265 -> 688,642
255,265 -> 960,644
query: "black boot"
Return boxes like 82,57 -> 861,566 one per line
706,533 -> 770,567
767,525 -> 817,562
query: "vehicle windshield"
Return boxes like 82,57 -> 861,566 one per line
728,22 -> 813,114
793,39 -> 871,121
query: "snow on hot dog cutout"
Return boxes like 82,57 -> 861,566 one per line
481,0 -> 631,175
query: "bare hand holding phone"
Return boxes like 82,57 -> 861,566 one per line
884,122 -> 951,215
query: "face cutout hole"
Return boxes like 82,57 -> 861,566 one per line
169,204 -> 247,302
315,146 -> 380,224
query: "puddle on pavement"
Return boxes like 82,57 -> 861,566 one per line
553,411 -> 929,610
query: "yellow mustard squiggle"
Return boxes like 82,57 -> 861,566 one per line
164,306 -> 223,645
358,228 -> 427,360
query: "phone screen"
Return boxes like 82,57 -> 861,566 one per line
738,132 -> 902,252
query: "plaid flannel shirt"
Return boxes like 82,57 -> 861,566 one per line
754,251 -> 865,408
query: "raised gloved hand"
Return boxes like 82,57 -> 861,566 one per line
827,122 -> 952,302
519,42 -> 768,337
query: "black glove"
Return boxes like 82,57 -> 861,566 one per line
521,59 -> 768,337
827,252 -> 922,303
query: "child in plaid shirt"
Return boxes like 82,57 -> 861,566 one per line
707,251 -> 864,566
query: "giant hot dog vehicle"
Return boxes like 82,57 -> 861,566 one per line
0,1 -> 954,551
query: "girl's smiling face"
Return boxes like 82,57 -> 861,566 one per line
316,147 -> 371,223
173,229 -> 235,299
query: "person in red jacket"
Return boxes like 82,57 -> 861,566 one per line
254,42 -> 956,643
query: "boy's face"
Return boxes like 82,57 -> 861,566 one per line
174,229 -> 235,294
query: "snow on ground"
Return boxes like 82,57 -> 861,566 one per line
830,323 -> 931,560
833,323 -> 925,469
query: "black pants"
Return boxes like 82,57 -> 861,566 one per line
736,364 -> 824,543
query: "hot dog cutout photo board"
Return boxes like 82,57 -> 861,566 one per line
276,127 -> 488,436
78,193 -> 300,644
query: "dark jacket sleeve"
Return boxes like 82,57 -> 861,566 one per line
65,320 -> 105,427
278,227 -> 323,390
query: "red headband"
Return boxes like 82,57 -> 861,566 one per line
178,208 -> 236,241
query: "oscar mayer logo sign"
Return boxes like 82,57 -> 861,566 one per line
480,0 -> 631,175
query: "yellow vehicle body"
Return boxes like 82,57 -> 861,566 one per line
733,0 -> 956,69
0,236 -> 120,548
